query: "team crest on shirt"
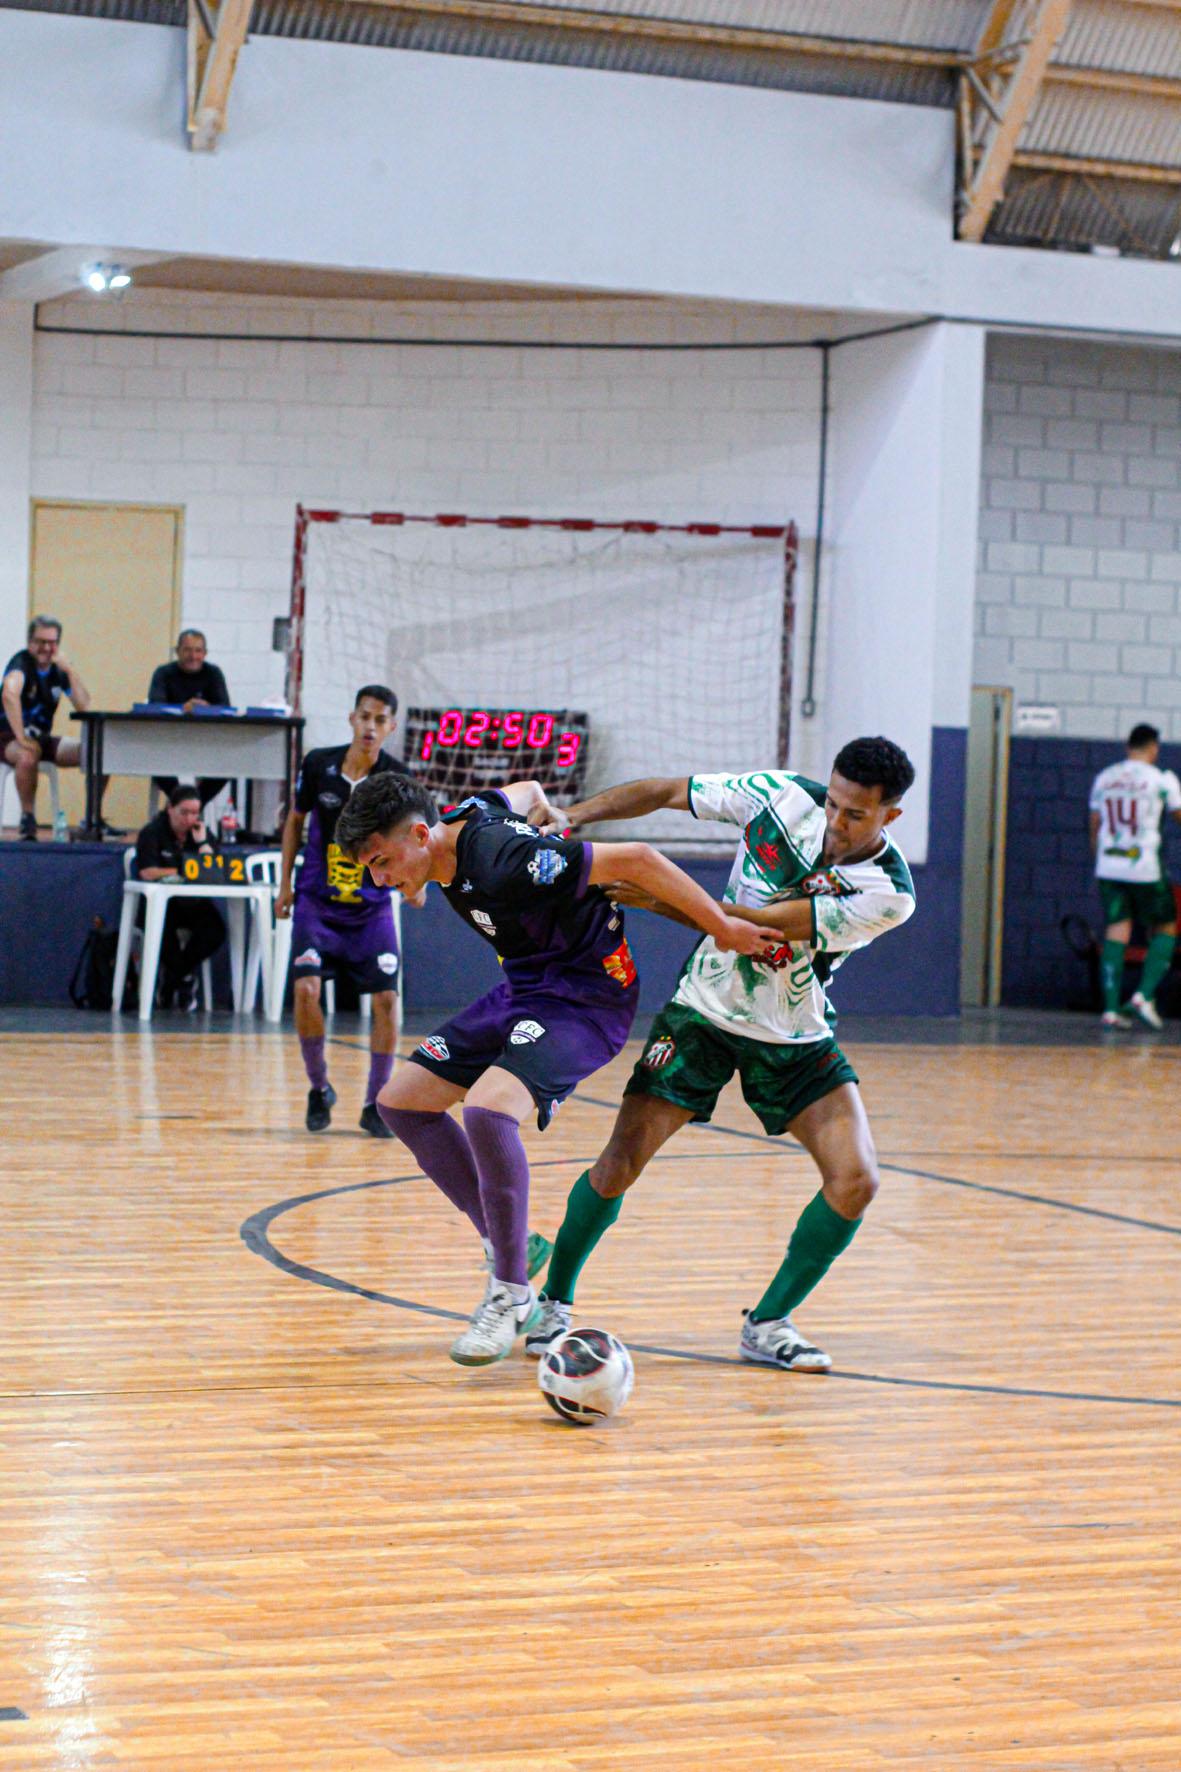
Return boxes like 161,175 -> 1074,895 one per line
509,1019 -> 546,1045
294,947 -> 322,967
799,867 -> 852,897
319,792 -> 343,808
376,952 -> 399,975
418,1035 -> 450,1062
527,849 -> 567,885
644,1035 -> 676,1070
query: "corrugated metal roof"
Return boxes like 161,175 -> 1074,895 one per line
1027,87 -> 1181,169
2,0 -> 1179,257
1057,1 -> 1181,80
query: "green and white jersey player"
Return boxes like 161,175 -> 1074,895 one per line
1088,721 -> 1181,1031
528,735 -> 917,1374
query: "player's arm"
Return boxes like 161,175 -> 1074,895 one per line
58,655 -> 91,712
1,669 -> 39,755
609,882 -> 815,943
496,779 -> 560,826
541,777 -> 690,834
275,808 -> 305,919
587,843 -> 778,957
1089,810 -> 1102,854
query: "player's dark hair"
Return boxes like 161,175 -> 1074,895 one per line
336,772 -> 437,857
176,628 -> 207,648
28,614 -> 62,641
355,684 -> 398,715
832,736 -> 915,804
1127,722 -> 1160,750
169,782 -> 202,807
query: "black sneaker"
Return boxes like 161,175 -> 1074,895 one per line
359,1102 -> 393,1138
305,1083 -> 337,1132
18,812 -> 38,841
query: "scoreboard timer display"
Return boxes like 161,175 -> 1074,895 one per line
404,707 -> 590,800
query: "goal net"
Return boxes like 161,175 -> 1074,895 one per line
289,507 -> 797,850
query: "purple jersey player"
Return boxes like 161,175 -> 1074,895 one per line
277,685 -> 416,1138
336,771 -> 777,1367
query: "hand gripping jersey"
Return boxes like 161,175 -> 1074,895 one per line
1089,758 -> 1181,884
439,793 -> 638,1007
677,771 -> 915,1044
295,745 -> 409,916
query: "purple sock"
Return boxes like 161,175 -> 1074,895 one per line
378,1105 -> 487,1237
299,1035 -> 328,1090
365,1051 -> 394,1106
462,1105 -> 530,1287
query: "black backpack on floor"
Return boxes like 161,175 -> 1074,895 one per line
70,917 -> 137,1011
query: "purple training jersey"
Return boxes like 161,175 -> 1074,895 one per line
439,792 -> 639,1011
294,744 -> 409,919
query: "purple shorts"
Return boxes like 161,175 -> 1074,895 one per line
290,897 -> 399,996
410,979 -> 638,1130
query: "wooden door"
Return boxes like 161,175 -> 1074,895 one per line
28,501 -> 183,831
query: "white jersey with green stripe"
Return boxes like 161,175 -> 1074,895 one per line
675,771 -> 916,1045
1088,758 -> 1181,884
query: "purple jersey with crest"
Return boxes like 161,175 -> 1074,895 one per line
294,744 -> 409,919
440,792 -> 639,1010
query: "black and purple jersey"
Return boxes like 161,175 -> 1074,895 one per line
294,744 -> 409,918
439,792 -> 639,1008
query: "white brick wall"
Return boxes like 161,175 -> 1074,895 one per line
975,334 -> 1181,739
32,289 -> 822,755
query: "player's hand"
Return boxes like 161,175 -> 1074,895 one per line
16,736 -> 42,761
713,915 -> 783,958
604,882 -> 660,913
274,882 -> 294,919
536,812 -> 576,837
182,697 -> 210,715
192,818 -> 207,844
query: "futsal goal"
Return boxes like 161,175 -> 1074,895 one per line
287,506 -> 798,850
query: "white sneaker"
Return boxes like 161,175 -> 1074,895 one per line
1101,1009 -> 1133,1029
739,1309 -> 831,1373
524,1296 -> 573,1359
1127,991 -> 1163,1030
449,1282 -> 539,1366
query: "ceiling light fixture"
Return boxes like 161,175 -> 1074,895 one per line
81,262 -> 133,295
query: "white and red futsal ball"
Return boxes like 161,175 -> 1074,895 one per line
538,1327 -> 634,1426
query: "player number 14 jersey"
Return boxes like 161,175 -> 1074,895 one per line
1089,758 -> 1181,884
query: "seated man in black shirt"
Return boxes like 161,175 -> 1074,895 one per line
147,628 -> 231,809
2,615 -> 91,839
134,783 -> 227,1009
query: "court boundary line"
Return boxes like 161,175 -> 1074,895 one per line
239,1157 -> 1181,1412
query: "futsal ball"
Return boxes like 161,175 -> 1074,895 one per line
538,1327 -> 634,1426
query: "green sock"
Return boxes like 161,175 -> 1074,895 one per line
1138,932 -> 1175,1005
1101,939 -> 1126,1012
543,1170 -> 623,1304
752,1190 -> 861,1322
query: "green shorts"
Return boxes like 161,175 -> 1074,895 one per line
624,1000 -> 859,1137
1099,878 -> 1176,930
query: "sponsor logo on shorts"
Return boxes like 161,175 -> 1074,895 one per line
509,1019 -> 546,1046
376,952 -> 399,976
601,937 -> 637,988
644,1035 -> 676,1070
527,849 -> 566,886
294,947 -> 322,968
506,818 -> 538,836
418,1035 -> 450,1063
471,909 -> 497,936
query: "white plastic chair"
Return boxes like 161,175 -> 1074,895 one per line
0,759 -> 61,832
112,846 -> 213,1017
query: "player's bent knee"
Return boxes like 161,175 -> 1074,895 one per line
835,1166 -> 879,1217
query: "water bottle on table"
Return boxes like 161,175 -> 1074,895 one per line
218,800 -> 239,845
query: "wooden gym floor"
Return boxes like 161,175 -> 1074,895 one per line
1,1021 -> 1179,1770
